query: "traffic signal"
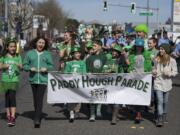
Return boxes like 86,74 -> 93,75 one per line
103,1 -> 107,11
130,2 -> 136,14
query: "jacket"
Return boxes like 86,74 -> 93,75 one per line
154,57 -> 177,92
23,49 -> 54,84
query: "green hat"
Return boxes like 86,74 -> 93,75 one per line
86,41 -> 93,49
123,45 -> 132,51
112,44 -> 122,52
134,24 -> 148,34
71,47 -> 81,53
6,37 -> 17,44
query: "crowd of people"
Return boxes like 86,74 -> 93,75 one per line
0,23 -> 179,128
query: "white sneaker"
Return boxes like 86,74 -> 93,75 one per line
69,111 -> 74,122
89,115 -> 95,122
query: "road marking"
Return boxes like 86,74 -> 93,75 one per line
131,126 -> 136,129
139,126 -> 145,129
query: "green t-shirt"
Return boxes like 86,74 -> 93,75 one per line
64,60 -> 86,74
86,52 -> 107,73
143,51 -> 152,72
128,50 -> 154,73
0,55 -> 22,82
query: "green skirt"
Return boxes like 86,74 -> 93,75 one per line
0,81 -> 19,92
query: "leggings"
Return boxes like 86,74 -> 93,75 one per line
31,84 -> 46,120
5,90 -> 16,108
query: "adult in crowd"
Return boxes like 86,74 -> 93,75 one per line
152,43 -> 177,127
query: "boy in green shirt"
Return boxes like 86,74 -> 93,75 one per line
64,47 -> 86,122
86,39 -> 107,121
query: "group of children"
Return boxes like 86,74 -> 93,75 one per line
0,24 -> 178,128
56,24 -> 177,127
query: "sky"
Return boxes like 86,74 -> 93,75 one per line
58,0 -> 172,24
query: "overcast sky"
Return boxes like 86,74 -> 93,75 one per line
58,0 -> 172,24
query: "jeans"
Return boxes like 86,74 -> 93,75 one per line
176,57 -> 180,73
155,90 -> 169,115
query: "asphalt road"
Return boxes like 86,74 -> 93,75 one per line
0,50 -> 180,135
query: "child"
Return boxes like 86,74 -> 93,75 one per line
0,38 -> 22,127
23,36 -> 54,128
128,38 -> 145,124
64,46 -> 86,122
134,24 -> 148,50
86,39 -> 107,121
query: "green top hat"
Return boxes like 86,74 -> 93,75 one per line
71,47 -> 81,53
112,44 -> 122,52
134,24 -> 148,34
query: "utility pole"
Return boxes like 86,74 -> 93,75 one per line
107,1 -> 158,26
156,0 -> 159,30
5,0 -> 8,38
171,0 -> 174,32
146,0 -> 150,35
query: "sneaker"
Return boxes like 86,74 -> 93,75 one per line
135,112 -> 142,124
89,115 -> 95,122
34,120 -> 40,128
156,115 -> 163,127
7,116 -> 11,126
69,111 -> 74,123
111,118 -> 117,125
8,117 -> 15,127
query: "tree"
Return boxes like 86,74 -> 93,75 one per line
8,0 -> 33,37
65,18 -> 79,33
34,0 -> 67,33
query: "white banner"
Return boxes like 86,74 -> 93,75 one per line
47,73 -> 152,106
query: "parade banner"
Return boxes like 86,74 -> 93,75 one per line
47,72 -> 152,105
